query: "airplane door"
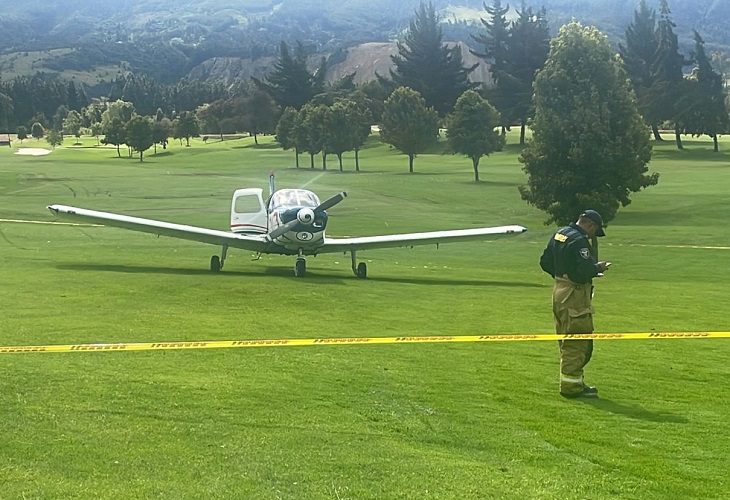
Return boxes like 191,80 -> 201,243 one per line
230,188 -> 267,234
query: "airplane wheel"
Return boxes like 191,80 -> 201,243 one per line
356,262 -> 367,279
295,259 -> 306,277
210,255 -> 221,272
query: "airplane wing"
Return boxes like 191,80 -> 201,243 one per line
47,204 -> 269,252
320,225 -> 527,253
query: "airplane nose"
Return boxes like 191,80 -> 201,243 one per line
296,208 -> 315,225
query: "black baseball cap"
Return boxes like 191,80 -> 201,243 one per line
581,210 -> 606,237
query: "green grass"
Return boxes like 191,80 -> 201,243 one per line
1,133 -> 729,498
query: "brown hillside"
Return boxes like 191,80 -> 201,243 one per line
188,41 -> 492,86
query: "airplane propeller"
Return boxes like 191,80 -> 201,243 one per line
316,192 -> 347,212
267,218 -> 300,240
266,192 -> 347,242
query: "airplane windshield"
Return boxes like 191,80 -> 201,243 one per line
270,190 -> 320,209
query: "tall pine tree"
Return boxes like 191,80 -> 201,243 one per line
503,4 -> 550,144
471,0 -> 511,130
652,0 -> 687,149
253,41 -> 325,111
382,2 -> 476,116
472,1 -> 550,144
620,0 -> 663,140
677,31 -> 730,151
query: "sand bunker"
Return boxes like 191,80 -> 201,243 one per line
15,148 -> 52,156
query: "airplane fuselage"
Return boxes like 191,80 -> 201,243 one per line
230,187 -> 331,255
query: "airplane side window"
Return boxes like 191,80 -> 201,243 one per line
235,195 -> 262,214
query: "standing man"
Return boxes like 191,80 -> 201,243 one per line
540,210 -> 611,398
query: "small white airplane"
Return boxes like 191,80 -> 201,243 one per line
48,175 -> 527,278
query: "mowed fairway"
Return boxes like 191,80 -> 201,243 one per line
1,133 -> 729,499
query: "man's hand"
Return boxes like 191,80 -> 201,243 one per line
597,261 -> 612,272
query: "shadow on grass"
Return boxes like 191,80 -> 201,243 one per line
56,263 -> 345,282
55,263 -> 542,287
233,142 -> 281,150
578,397 -> 688,423
286,168 -> 388,174
367,276 -> 546,287
57,263 -> 253,277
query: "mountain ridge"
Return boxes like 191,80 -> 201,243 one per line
1,0 -> 728,90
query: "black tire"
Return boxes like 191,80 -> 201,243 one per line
295,259 -> 306,277
210,255 -> 221,272
356,262 -> 367,279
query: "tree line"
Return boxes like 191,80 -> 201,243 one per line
2,1 -> 727,224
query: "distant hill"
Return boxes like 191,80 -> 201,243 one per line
188,42 -> 493,86
1,0 -> 728,91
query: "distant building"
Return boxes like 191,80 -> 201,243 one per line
0,134 -> 11,147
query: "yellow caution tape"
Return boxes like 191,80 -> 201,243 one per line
1,331 -> 729,354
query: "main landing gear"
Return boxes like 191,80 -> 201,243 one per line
210,245 -> 228,272
351,250 -> 367,279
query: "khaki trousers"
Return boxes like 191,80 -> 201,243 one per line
553,277 -> 594,394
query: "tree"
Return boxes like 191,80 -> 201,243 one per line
125,115 -> 154,162
471,0 -> 512,132
652,0 -> 688,149
66,81 -> 87,111
296,103 -> 329,169
383,1 -> 477,116
63,110 -> 83,144
52,105 -> 69,133
241,90 -> 280,145
101,117 -> 126,157
325,100 -> 358,171
350,99 -> 373,172
504,5 -> 550,144
446,90 -> 505,182
0,91 -> 12,131
31,122 -> 44,140
152,117 -> 173,153
174,111 -> 199,146
677,31 -> 730,151
620,0 -> 663,140
46,129 -> 63,149
90,122 -> 103,146
519,22 -> 658,225
380,86 -> 440,173
17,125 -> 27,143
275,106 -> 300,168
253,41 -> 325,110
101,100 -> 134,131
82,101 -> 104,128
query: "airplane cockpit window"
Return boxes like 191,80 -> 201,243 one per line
270,190 -> 320,210
297,191 -> 320,208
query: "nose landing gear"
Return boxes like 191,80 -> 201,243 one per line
294,249 -> 306,277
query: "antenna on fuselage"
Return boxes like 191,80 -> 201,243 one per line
268,172 -> 276,197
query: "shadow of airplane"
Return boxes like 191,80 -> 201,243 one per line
55,263 -> 544,287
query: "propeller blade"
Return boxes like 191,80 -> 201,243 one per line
267,219 -> 299,241
316,192 -> 347,212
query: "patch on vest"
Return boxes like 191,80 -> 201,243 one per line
579,247 -> 591,259
554,233 -> 568,242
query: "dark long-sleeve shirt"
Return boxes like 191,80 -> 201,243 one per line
540,223 -> 600,284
